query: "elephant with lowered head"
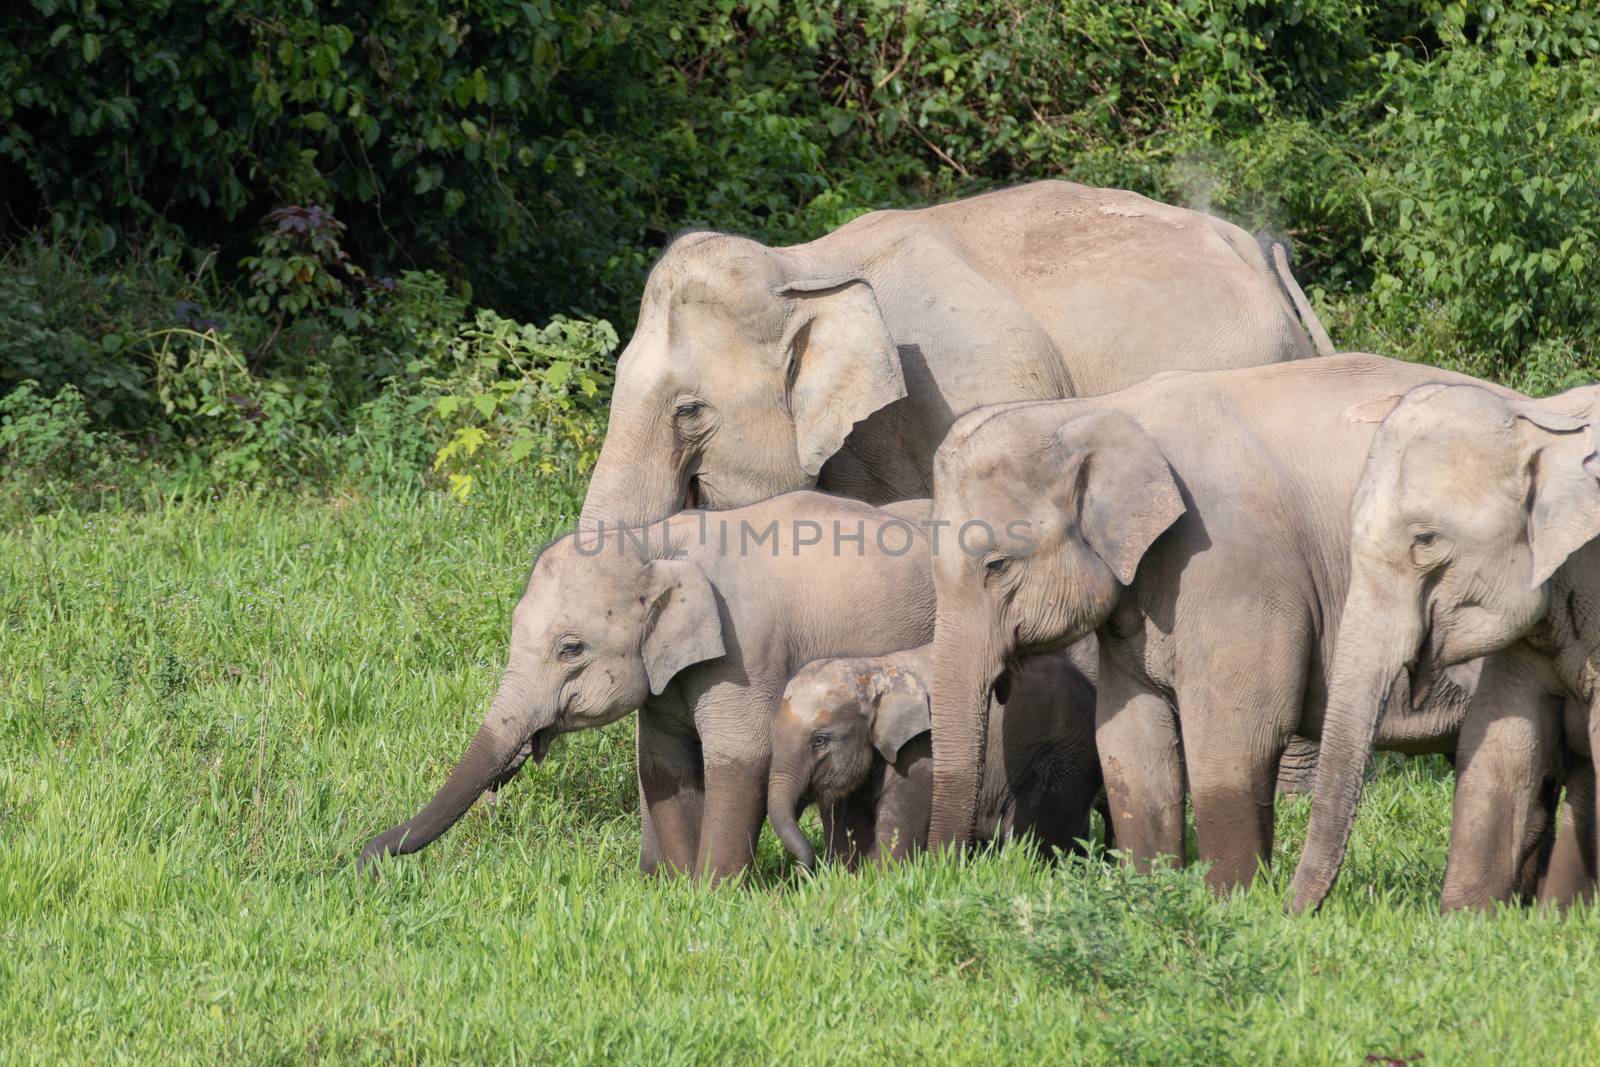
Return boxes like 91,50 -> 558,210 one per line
768,643 -> 1104,869
923,354 -> 1514,897
359,492 -> 935,880
581,180 -> 1333,530
1292,381 -> 1600,912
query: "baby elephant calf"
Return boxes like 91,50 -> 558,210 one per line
768,644 -> 1104,868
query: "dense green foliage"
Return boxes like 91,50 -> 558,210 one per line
4,2 -> 1600,493
1,482 -> 1596,1063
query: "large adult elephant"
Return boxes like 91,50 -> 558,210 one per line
1292,381 -> 1600,912
580,180 -> 1333,529
922,355 -> 1512,898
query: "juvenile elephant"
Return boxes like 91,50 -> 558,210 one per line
359,492 -> 935,880
923,354 -> 1508,897
1292,380 -> 1600,912
581,180 -> 1333,531
767,643 -> 1104,869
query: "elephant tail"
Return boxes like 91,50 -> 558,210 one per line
1259,231 -> 1336,358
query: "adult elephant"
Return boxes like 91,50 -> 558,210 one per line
922,355 -> 1511,897
580,180 -> 1333,530
1292,381 -> 1600,912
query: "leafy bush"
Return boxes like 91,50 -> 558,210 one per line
0,379 -> 113,477
0,240 -> 206,425
422,312 -> 615,500
5,0 -> 1600,499
149,327 -> 340,485
1358,37 -> 1600,381
0,379 -> 126,515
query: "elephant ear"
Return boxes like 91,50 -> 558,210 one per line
1515,400 -> 1600,587
870,671 -> 931,764
1051,409 -> 1186,585
775,274 -> 907,477
641,558 -> 726,696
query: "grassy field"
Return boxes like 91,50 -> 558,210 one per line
3,476 -> 1599,1065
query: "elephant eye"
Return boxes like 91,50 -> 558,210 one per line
558,638 -> 586,661
984,556 -> 1010,578
1413,532 -> 1436,547
674,400 -> 706,421
810,733 -> 830,751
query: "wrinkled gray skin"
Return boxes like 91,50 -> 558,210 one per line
924,354 -> 1514,897
581,180 -> 1332,533
768,642 -> 1104,869
360,492 -> 934,880
1293,381 -> 1600,912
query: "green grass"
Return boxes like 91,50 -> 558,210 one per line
3,476 -> 1598,1065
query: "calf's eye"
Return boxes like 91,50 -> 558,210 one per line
810,733 -> 829,751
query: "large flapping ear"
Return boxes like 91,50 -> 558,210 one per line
1514,397 -> 1600,587
870,670 -> 932,764
640,558 -> 726,695
775,273 -> 907,477
1050,409 -> 1186,585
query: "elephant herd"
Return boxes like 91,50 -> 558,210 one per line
361,180 -> 1599,913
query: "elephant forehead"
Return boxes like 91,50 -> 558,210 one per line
936,477 -> 1042,534
782,670 -> 858,721
1388,385 -> 1515,445
524,543 -> 649,608
650,234 -> 783,309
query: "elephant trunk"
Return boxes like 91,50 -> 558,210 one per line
580,405 -> 689,529
358,681 -> 544,870
1290,577 -> 1420,912
927,608 -> 1006,847
767,768 -> 816,870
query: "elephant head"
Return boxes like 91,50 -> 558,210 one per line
926,403 -> 1185,846
359,535 -> 725,870
1291,382 -> 1600,911
580,233 -> 906,528
767,655 -> 932,868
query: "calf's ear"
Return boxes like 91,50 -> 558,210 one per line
641,559 -> 725,695
870,673 -> 931,764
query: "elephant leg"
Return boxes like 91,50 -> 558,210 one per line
1183,721 -> 1289,895
695,756 -> 769,881
1095,659 -> 1184,871
822,795 -> 879,868
1441,652 -> 1561,912
638,714 -> 705,876
637,763 -> 662,874
1177,626 -> 1306,895
1014,746 -> 1101,860
1014,789 -> 1091,861
1537,759 -> 1596,909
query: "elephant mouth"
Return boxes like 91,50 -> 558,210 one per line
1405,608 -> 1444,710
528,725 -> 558,764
